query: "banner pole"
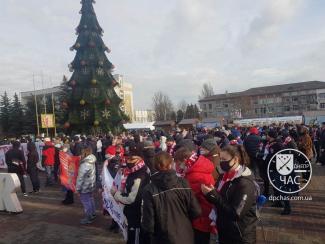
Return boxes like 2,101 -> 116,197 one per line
33,74 -> 40,136
52,92 -> 57,137
41,72 -> 49,137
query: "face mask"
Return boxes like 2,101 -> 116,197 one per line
126,163 -> 134,169
200,149 -> 208,156
219,158 -> 234,172
62,148 -> 68,153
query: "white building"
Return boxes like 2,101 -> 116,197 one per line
134,110 -> 155,123
114,74 -> 134,121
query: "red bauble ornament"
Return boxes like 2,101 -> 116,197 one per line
81,60 -> 86,66
70,80 -> 76,86
64,122 -> 70,129
105,99 -> 111,105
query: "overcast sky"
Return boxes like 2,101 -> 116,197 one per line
1,0 -> 325,109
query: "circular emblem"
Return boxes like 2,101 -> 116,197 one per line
267,149 -> 312,194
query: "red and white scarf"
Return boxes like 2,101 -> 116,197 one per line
217,165 -> 245,192
176,152 -> 198,177
167,142 -> 176,157
120,159 -> 145,191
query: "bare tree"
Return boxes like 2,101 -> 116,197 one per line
152,91 -> 174,121
178,99 -> 187,112
199,82 -> 214,100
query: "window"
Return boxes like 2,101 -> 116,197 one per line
208,104 -> 212,110
320,103 -> 325,109
203,104 -> 207,110
293,105 -> 298,111
224,104 -> 228,108
319,93 -> 325,99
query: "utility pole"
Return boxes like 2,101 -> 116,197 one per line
33,74 -> 40,136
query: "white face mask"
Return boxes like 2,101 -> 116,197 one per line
63,148 -> 68,153
200,149 -> 208,156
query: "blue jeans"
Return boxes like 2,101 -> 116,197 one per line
45,165 -> 54,186
80,192 -> 96,217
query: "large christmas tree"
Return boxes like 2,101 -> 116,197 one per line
60,0 -> 127,134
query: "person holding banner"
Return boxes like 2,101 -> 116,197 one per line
111,142 -> 150,244
76,145 -> 97,225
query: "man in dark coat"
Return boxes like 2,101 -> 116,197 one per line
141,152 -> 201,244
244,127 -> 262,177
319,122 -> 325,166
5,141 -> 27,195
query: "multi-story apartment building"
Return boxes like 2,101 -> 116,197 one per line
114,74 -> 134,121
199,81 -> 325,120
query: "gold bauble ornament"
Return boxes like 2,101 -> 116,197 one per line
94,120 -> 99,126
91,79 -> 97,85
80,99 -> 86,105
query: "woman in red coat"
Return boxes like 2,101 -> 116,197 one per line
175,146 -> 215,244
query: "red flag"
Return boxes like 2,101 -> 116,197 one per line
59,151 -> 80,192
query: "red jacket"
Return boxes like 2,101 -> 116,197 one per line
185,155 -> 215,233
42,142 -> 55,166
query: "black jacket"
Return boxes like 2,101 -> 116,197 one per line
205,167 -> 258,244
141,170 -> 201,244
115,166 -> 150,227
244,134 -> 261,160
5,148 -> 26,174
320,128 -> 325,149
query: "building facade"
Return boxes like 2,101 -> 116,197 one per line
133,110 -> 155,123
199,81 -> 325,120
114,74 -> 134,122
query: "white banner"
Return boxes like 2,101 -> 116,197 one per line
102,162 -> 128,240
0,145 -> 11,169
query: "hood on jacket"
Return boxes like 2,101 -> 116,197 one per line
151,170 -> 178,191
81,154 -> 96,164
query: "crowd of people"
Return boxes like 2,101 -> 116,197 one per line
4,122 -> 324,244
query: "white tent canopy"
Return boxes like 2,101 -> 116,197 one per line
123,122 -> 155,130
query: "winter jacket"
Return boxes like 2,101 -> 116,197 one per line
320,128 -> 325,149
27,150 -> 39,173
5,148 -> 26,174
114,165 -> 150,227
244,134 -> 261,160
76,154 -> 96,193
42,142 -> 55,166
297,134 -> 314,160
143,148 -> 156,173
185,155 -> 215,233
205,167 -> 258,244
142,170 -> 202,244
